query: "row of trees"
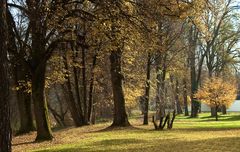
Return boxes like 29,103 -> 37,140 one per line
1,0 -> 240,151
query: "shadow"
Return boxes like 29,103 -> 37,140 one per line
173,127 -> 240,132
91,125 -> 144,133
35,136 -> 240,152
94,138 -> 145,146
12,141 -> 35,146
198,114 -> 240,122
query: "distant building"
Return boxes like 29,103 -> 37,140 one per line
200,100 -> 240,112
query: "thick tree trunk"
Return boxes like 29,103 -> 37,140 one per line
32,62 -> 53,141
183,78 -> 189,116
110,49 -> 130,127
143,53 -> 151,125
189,26 -> 199,118
0,0 -> 11,151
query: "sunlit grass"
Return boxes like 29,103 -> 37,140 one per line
13,112 -> 240,152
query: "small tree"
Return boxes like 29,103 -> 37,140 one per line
195,77 -> 236,121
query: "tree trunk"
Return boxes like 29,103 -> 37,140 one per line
110,49 -> 130,127
15,66 -> 35,134
143,53 -> 151,125
189,26 -> 199,118
175,80 -> 182,114
16,91 -> 35,134
88,54 -> 97,122
183,78 -> 189,116
211,107 -> 216,117
62,53 -> 83,126
0,1 -> 11,151
32,62 -> 53,141
215,106 -> 218,121
222,105 -> 227,115
81,47 -> 88,124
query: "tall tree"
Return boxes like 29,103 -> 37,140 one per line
0,0 -> 11,151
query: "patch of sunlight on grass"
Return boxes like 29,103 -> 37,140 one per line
13,112 -> 240,152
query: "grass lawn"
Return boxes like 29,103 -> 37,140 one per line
13,112 -> 240,152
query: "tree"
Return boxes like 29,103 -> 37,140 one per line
195,77 -> 236,121
0,0 -> 11,151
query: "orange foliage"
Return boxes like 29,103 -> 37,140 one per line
195,77 -> 237,108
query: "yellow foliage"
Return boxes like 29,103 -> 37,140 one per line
195,77 -> 237,108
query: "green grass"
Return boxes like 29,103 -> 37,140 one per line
13,112 -> 240,152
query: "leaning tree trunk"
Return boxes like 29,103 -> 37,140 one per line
62,52 -> 83,126
32,62 -> 53,141
110,49 -> 130,127
0,0 -> 11,151
143,53 -> 151,125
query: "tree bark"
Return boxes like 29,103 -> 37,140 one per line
14,66 -> 35,134
81,47 -> 88,124
143,53 -> 151,125
175,80 -> 182,114
222,105 -> 227,115
215,106 -> 218,121
183,78 -> 189,116
32,62 -> 53,141
110,49 -> 130,127
189,26 -> 199,117
0,0 -> 11,151
88,54 -> 97,122
62,53 -> 83,126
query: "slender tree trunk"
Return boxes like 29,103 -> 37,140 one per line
183,78 -> 189,116
62,53 -> 83,126
0,1 -> 11,151
16,90 -> 34,134
215,106 -> 218,121
88,54 -> 97,122
32,62 -> 53,141
15,67 -> 35,134
143,53 -> 151,125
110,49 -> 130,127
175,79 -> 182,114
81,47 -> 88,124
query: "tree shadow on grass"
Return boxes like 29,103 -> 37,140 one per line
198,114 -> 240,122
35,136 -> 240,152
